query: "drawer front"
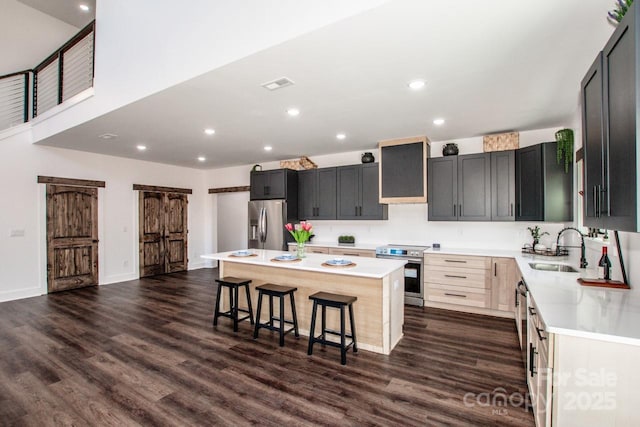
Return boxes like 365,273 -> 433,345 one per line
289,246 -> 329,254
424,254 -> 491,270
328,248 -> 375,258
426,283 -> 491,308
425,266 -> 489,289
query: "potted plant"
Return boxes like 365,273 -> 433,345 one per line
285,221 -> 313,258
608,0 -> 634,24
555,128 -> 573,173
527,226 -> 549,247
338,235 -> 355,246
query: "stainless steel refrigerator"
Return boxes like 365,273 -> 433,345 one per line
248,200 -> 295,250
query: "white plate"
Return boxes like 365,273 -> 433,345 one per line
325,258 -> 353,266
232,250 -> 253,257
275,254 -> 298,261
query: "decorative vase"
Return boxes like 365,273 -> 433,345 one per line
442,143 -> 459,156
361,152 -> 375,163
296,241 -> 306,258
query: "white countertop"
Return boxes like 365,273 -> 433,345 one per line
287,241 -> 380,251
201,249 -> 406,279
424,246 -> 640,347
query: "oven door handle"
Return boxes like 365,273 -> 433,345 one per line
405,259 -> 422,264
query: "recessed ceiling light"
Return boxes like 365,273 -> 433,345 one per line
286,108 -> 300,117
136,145 -> 147,151
197,156 -> 206,162
79,4 -> 89,12
433,118 -> 445,126
408,80 -> 426,90
336,133 -> 346,140
264,146 -> 273,151
98,133 -> 118,140
204,128 -> 215,135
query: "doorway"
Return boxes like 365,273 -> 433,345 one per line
136,185 -> 190,278
40,176 -> 104,293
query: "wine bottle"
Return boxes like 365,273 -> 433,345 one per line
598,246 -> 611,280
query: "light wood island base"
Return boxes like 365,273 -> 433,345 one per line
215,255 -> 405,355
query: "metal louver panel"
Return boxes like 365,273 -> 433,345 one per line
62,32 -> 94,101
0,74 -> 27,130
35,59 -> 59,116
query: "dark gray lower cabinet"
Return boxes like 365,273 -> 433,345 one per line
337,163 -> 388,220
298,168 -> 337,220
428,153 -> 490,221
515,142 -> 573,222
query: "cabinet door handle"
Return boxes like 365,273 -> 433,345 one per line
510,203 -> 514,217
444,259 -> 466,263
494,263 -> 497,276
528,307 -> 536,316
342,253 -> 360,257
529,343 -> 537,377
359,206 -> 362,216
515,288 -> 519,307
444,274 -> 467,279
459,204 -> 462,217
444,293 -> 467,298
453,204 -> 456,216
355,206 -> 358,216
536,327 -> 547,341
593,185 -> 599,218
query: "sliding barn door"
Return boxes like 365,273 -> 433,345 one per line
139,191 -> 188,277
46,184 -> 98,292
165,193 -> 188,273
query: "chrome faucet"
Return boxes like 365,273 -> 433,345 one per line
556,227 -> 588,268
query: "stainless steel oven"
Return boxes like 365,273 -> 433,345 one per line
376,245 -> 430,306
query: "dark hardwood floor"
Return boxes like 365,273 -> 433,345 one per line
0,269 -> 534,426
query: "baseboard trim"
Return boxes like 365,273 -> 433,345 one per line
0,287 -> 43,303
100,273 -> 138,285
424,300 -> 515,319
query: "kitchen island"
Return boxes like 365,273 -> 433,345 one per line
201,250 -> 406,354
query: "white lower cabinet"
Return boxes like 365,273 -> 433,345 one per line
527,295 -> 553,427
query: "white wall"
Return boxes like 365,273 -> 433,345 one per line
0,0 -> 79,75
31,0 -> 389,142
0,126 -> 211,302
206,127 -> 570,254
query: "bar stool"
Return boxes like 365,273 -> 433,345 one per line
307,291 -> 358,365
213,277 -> 254,332
253,283 -> 299,346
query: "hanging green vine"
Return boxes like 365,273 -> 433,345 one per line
555,129 -> 573,174
608,0 -> 634,24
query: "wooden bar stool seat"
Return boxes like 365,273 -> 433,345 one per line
253,283 -> 299,346
307,291 -> 358,365
213,277 -> 254,332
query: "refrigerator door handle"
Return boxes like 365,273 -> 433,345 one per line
259,207 -> 267,243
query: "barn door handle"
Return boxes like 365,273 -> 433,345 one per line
92,240 -> 99,243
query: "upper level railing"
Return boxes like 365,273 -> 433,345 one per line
0,20 -> 95,132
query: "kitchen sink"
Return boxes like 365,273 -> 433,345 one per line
528,263 -> 578,273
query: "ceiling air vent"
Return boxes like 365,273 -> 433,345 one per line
261,77 -> 295,91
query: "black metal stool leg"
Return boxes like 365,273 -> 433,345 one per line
232,285 -> 239,332
253,290 -> 263,339
290,292 -> 299,337
244,283 -> 254,325
279,295 -> 285,346
340,306 -> 347,365
349,303 -> 358,353
213,281 -> 222,326
321,305 -> 327,348
269,295 -> 274,327
308,300 -> 318,355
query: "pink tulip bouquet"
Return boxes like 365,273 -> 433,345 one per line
285,221 -> 313,243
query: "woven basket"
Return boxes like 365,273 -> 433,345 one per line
483,132 -> 519,152
279,156 -> 317,170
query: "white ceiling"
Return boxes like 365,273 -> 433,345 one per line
17,0 -> 95,28
36,0 -> 615,169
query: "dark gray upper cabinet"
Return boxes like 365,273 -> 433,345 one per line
250,169 -> 298,201
427,156 -> 458,221
515,142 -> 573,222
581,3 -> 639,232
458,153 -> 491,221
582,53 -> 605,227
298,168 -> 337,220
379,137 -> 430,203
337,163 -> 388,220
428,153 -> 490,221
491,150 -> 516,221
